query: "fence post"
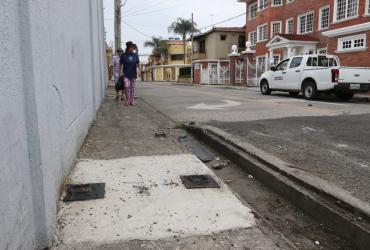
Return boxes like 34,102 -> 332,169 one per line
242,41 -> 256,87
229,45 -> 240,85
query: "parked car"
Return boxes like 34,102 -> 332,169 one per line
259,54 -> 370,100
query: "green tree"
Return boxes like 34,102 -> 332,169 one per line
144,37 -> 168,65
168,18 -> 199,64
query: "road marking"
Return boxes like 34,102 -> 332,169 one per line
144,83 -> 342,116
187,100 -> 242,110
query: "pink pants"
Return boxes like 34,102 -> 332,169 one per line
124,77 -> 136,103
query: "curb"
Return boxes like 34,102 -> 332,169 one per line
186,124 -> 370,250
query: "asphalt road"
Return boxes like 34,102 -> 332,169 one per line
137,81 -> 370,203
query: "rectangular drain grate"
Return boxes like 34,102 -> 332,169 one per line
180,175 -> 220,189
63,183 -> 105,202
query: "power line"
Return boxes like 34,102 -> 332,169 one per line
122,21 -> 153,38
198,0 -> 274,30
126,4 -> 184,18
124,0 -> 174,16
199,12 -> 246,30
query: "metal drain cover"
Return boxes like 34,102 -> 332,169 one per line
180,175 -> 220,189
63,183 -> 105,202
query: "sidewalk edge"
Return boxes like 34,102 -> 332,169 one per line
186,123 -> 370,250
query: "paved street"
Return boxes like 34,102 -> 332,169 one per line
137,81 -> 370,203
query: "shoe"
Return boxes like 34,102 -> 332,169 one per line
121,97 -> 124,101
115,96 -> 119,101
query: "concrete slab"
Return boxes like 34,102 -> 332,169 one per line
56,154 -> 255,246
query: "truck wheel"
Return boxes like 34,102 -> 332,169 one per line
260,80 -> 271,95
302,81 -> 318,100
289,91 -> 299,97
335,92 -> 354,101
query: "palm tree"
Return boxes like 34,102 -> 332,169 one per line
144,37 -> 168,65
168,18 -> 199,64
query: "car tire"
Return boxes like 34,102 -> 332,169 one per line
289,91 -> 299,97
302,81 -> 318,100
335,91 -> 354,101
260,80 -> 271,95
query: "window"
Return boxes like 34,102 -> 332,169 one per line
257,56 -> 267,74
239,35 -> 246,48
286,18 -> 294,34
171,54 -> 184,61
319,6 -> 330,30
271,21 -> 282,37
249,3 -> 258,19
249,30 -> 257,44
366,0 -> 370,15
318,48 -> 327,54
298,12 -> 314,34
257,24 -> 268,42
272,0 -> 282,6
335,0 -> 358,21
337,34 -> 367,52
199,40 -> 206,53
289,57 -> 303,68
273,55 -> 280,65
276,59 -> 289,71
220,34 -> 227,41
306,57 -> 318,66
259,0 -> 268,11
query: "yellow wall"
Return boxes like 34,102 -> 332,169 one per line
155,67 -> 163,81
194,31 -> 243,60
167,43 -> 191,65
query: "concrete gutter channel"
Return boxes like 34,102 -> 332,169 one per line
185,123 -> 370,250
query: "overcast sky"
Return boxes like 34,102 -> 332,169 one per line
103,0 -> 246,60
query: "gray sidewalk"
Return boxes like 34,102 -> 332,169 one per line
53,86 -> 290,249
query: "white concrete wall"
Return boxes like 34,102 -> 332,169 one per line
0,0 -> 107,249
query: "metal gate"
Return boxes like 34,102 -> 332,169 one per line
200,62 -> 230,85
235,61 -> 245,84
246,57 -> 259,87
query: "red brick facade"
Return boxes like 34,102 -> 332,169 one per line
242,0 -> 370,67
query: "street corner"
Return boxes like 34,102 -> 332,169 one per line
56,154 -> 256,246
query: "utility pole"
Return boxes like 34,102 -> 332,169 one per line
114,0 -> 122,51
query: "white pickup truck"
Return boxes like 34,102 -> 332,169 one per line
259,54 -> 370,100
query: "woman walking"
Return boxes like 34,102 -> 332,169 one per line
119,41 -> 140,106
112,48 -> 123,100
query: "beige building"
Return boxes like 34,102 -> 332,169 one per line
193,27 -> 245,60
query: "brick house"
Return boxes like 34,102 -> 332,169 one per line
238,0 -> 370,73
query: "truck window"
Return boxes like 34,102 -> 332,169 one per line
306,57 -> 318,67
289,57 -> 303,68
318,56 -> 329,67
276,59 -> 289,71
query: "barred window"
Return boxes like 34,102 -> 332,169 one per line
249,3 -> 258,19
338,34 -> 366,52
272,0 -> 282,6
259,0 -> 268,10
257,24 -> 268,41
271,21 -> 282,37
298,12 -> 314,34
286,18 -> 294,34
249,31 -> 257,44
336,0 -> 358,21
319,6 -> 330,29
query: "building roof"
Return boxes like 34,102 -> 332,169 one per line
193,27 -> 245,40
274,34 -> 320,42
